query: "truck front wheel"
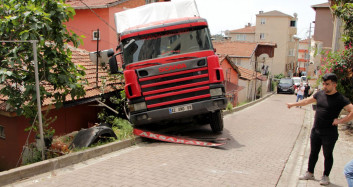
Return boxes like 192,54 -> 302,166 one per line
210,110 -> 224,133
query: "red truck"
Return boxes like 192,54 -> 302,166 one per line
108,1 -> 226,132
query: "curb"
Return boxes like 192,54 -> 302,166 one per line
276,105 -> 314,186
0,137 -> 142,186
1,92 -> 274,186
223,92 -> 275,115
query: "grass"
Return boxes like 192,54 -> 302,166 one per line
237,101 -> 249,107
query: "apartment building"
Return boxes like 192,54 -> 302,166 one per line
312,3 -> 334,48
255,10 -> 298,76
298,39 -> 310,75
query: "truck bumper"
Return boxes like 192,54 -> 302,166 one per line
130,97 -> 227,126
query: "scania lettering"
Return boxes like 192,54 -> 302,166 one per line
107,0 -> 227,132
159,63 -> 187,72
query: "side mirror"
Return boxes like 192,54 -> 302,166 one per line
109,54 -> 123,74
89,48 -> 114,65
116,43 -> 123,51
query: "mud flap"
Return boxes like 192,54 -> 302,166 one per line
71,126 -> 117,149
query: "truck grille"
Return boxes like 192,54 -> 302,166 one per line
139,67 -> 210,109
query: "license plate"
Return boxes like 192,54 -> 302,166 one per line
169,104 -> 192,114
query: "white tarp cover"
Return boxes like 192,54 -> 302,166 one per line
114,0 -> 200,34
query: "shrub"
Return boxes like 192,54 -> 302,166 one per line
319,45 -> 353,102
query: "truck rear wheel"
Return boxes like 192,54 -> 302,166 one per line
210,110 -> 223,133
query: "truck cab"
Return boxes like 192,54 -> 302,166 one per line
108,1 -> 226,132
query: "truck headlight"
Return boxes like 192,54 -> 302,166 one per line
130,102 -> 147,112
210,88 -> 223,96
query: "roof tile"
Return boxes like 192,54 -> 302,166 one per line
213,41 -> 257,58
0,46 -> 123,112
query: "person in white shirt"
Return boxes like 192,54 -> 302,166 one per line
296,82 -> 305,102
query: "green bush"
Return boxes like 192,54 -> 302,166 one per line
226,102 -> 233,111
319,46 -> 353,102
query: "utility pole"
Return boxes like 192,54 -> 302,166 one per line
96,28 -> 100,88
306,22 -> 312,72
0,40 -> 45,160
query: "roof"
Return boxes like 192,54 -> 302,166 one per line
213,41 -> 258,58
237,66 -> 263,81
312,2 -> 330,9
229,26 -> 256,34
66,0 -> 126,9
219,55 -> 241,76
0,46 -> 123,113
256,10 -> 293,18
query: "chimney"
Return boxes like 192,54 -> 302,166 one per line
259,11 -> 263,14
248,23 -> 251,27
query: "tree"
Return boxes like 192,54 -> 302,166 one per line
331,0 -> 353,46
0,0 -> 86,119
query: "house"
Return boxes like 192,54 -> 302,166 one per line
213,41 -> 276,103
65,0 -> 170,52
237,66 -> 265,103
212,41 -> 276,75
225,24 -> 256,42
219,55 -> 241,106
213,41 -> 258,70
0,46 -> 122,171
226,10 -> 298,76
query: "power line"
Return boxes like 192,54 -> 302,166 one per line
78,0 -> 117,33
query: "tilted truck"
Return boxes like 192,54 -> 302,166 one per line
107,0 -> 227,132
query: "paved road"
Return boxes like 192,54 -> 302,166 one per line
12,94 -> 306,187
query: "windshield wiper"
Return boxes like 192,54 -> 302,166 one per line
166,56 -> 197,61
129,62 -> 162,68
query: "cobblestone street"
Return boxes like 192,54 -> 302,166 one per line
8,94 -> 321,186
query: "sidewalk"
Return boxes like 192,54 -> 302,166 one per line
279,104 -> 353,187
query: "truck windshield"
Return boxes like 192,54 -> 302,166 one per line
122,26 -> 212,65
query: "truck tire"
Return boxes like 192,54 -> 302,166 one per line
210,110 -> 223,133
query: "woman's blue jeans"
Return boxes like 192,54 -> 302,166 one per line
296,94 -> 303,102
344,159 -> 353,187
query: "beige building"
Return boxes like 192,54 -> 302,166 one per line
226,10 -> 298,76
255,10 -> 298,76
226,24 -> 256,42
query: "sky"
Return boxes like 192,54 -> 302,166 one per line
194,0 -> 328,39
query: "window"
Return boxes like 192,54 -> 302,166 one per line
236,58 -> 241,65
0,126 -> 5,139
122,26 -> 212,65
92,30 -> 100,40
260,18 -> 266,25
260,33 -> 265,40
290,20 -> 296,27
289,49 -> 294,56
236,34 -> 246,41
290,36 -> 294,42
